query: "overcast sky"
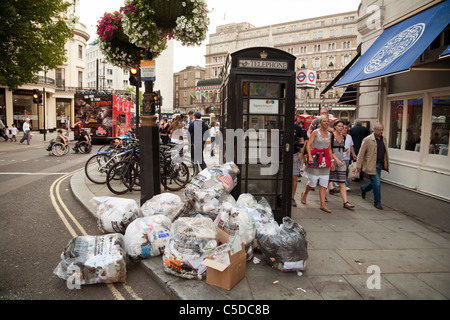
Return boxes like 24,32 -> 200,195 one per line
78,0 -> 361,72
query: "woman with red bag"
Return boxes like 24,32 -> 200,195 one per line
300,115 -> 335,213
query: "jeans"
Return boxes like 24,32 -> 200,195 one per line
210,136 -> 216,156
362,162 -> 382,205
20,130 -> 30,145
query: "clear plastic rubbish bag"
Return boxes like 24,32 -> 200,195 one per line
54,233 -> 127,286
163,216 -> 218,280
141,193 -> 185,222
91,197 -> 140,234
124,215 -> 172,260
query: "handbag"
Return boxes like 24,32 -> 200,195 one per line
348,162 -> 360,180
307,148 -> 331,169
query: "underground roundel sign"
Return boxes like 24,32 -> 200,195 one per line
297,72 -> 306,82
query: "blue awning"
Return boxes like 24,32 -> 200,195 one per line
440,45 -> 450,59
336,0 -> 450,87
338,85 -> 358,105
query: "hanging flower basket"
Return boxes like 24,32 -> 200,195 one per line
120,1 -> 169,55
148,0 -> 188,30
96,11 -> 146,68
96,0 -> 210,67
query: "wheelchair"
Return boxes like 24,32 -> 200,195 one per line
47,141 -> 70,156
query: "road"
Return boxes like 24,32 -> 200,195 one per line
0,141 -> 176,300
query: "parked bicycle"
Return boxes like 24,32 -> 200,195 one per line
85,138 -> 137,184
106,142 -> 140,195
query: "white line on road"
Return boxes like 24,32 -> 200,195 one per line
0,172 -> 70,175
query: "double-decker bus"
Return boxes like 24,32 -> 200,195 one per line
74,93 -> 135,141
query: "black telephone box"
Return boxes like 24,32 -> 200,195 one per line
220,47 -> 296,223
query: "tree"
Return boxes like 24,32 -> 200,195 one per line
0,0 -> 74,89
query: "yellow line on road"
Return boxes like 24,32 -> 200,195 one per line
50,168 -> 143,301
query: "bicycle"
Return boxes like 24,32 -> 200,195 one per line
163,142 -> 199,182
160,144 -> 190,192
106,144 -> 140,195
85,140 -> 137,184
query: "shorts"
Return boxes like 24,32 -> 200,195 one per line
293,152 -> 301,176
305,173 -> 329,188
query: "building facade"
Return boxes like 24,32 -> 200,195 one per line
173,66 -> 206,115
339,0 -> 450,200
205,11 -> 359,120
0,0 -> 90,133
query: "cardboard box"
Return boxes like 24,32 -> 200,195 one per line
201,243 -> 246,290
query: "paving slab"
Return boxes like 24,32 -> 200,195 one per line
343,274 -> 408,300
416,273 -> 450,299
362,232 -> 443,249
308,275 -> 363,300
383,274 -> 447,300
307,231 -> 379,250
336,249 -> 450,274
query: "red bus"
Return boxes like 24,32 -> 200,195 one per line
74,93 -> 135,141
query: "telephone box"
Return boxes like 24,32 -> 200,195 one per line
220,47 -> 296,223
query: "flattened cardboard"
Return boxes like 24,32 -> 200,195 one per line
202,243 -> 246,290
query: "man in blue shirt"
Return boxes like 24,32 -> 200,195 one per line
188,112 -> 209,171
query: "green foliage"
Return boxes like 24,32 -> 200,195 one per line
0,0 -> 74,89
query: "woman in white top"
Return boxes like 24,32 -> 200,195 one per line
343,120 -> 357,190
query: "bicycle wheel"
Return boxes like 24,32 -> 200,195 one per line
85,154 -> 114,184
161,162 -> 190,191
79,141 -> 92,154
180,157 -> 198,182
106,161 -> 136,195
51,142 -> 65,157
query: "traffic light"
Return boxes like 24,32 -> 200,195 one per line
129,67 -> 141,87
32,89 -> 42,104
154,90 -> 163,106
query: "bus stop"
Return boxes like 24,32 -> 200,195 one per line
220,47 -> 296,223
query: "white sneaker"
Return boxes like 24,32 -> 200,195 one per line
346,187 -> 351,191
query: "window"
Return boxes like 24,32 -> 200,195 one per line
429,96 -> 449,156
389,100 -> 404,149
78,71 -> 83,88
78,45 -> 83,59
405,99 -> 423,152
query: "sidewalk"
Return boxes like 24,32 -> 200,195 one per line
70,143 -> 450,300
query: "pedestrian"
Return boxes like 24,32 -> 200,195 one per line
170,115 -> 184,144
159,117 -> 171,145
301,115 -> 334,213
350,119 -> 370,181
188,111 -> 209,171
20,118 -> 32,145
307,107 -> 334,138
356,122 -> 389,210
292,118 -> 305,207
209,121 -> 217,157
8,124 -> 19,142
186,110 -> 195,129
342,120 -> 357,190
329,120 -> 355,210
0,119 -> 8,142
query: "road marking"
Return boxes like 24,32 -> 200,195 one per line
49,168 -> 142,301
0,172 -> 71,175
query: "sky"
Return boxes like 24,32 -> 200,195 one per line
78,0 -> 361,72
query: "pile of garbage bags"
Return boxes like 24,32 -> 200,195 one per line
54,161 -> 309,287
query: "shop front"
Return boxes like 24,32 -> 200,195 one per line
332,0 -> 450,200
12,90 -> 39,130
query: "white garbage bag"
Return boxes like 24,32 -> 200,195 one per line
124,215 -> 172,260
91,197 -> 140,234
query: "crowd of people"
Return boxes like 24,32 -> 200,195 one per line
293,107 -> 389,213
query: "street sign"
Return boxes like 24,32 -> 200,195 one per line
141,60 -> 156,81
296,68 -> 316,88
